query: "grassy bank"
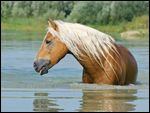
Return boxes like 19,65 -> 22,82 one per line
90,15 -> 149,41
1,17 -> 47,40
1,17 -> 46,32
1,15 -> 149,41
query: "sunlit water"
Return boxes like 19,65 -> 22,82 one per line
1,40 -> 149,112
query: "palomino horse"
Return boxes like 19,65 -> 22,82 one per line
33,19 -> 138,85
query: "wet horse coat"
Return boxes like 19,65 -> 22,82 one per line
33,20 -> 138,85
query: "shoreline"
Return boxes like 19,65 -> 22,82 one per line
1,30 -> 149,41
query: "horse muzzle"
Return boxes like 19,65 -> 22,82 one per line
33,59 -> 50,75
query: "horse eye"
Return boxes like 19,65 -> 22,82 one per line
45,40 -> 52,44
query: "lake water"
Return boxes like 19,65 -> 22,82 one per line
1,39 -> 149,112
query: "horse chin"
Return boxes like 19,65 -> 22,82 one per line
39,64 -> 54,75
39,69 -> 48,75
39,66 -> 49,75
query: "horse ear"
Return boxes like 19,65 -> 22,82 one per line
48,19 -> 58,31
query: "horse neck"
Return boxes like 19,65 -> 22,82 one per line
70,45 -> 119,82
71,52 -> 104,75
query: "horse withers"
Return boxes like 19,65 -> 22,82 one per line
33,19 -> 138,85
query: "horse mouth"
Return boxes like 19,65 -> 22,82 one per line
39,66 -> 49,75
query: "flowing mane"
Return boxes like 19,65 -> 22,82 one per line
47,21 -> 120,77
48,20 -> 119,60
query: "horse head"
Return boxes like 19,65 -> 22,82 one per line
33,19 -> 68,75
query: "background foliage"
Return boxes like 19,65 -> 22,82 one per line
1,1 -> 149,25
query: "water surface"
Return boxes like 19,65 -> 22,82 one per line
1,40 -> 149,112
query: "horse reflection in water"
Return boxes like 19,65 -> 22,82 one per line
33,90 -> 137,112
79,89 -> 137,112
33,19 -> 137,85
33,93 -> 62,112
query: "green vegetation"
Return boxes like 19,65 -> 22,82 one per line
90,15 -> 149,41
1,1 -> 149,41
1,17 -> 46,32
2,15 -> 148,41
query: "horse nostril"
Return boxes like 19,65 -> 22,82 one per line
33,61 -> 37,68
33,61 -> 39,72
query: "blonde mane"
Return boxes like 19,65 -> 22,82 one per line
47,20 -> 120,81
